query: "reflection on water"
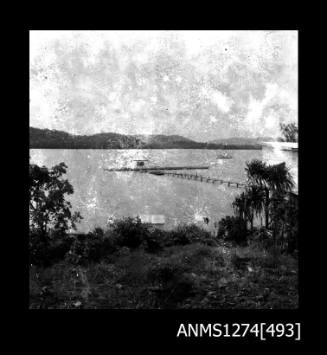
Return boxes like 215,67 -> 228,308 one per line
29,149 -> 262,233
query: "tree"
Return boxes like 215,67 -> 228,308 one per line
223,159 -> 297,251
245,185 -> 265,229
245,160 -> 294,229
266,162 -> 294,195
29,162 -> 82,236
245,160 -> 270,228
279,122 -> 298,142
232,184 -> 266,232
232,192 -> 252,230
269,192 -> 298,252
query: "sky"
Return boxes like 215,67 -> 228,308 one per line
30,30 -> 298,142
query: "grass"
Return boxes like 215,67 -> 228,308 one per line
29,240 -> 298,309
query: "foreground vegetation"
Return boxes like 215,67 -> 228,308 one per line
29,221 -> 298,309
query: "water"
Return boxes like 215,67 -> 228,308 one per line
29,149 -> 262,233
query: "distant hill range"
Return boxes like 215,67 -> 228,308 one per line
30,127 -> 268,149
209,137 -> 274,146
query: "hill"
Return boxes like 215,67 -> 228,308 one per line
30,127 -> 264,149
30,127 -> 144,149
30,127 -> 202,149
209,136 -> 274,148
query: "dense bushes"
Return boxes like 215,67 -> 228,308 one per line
29,230 -> 73,266
217,216 -> 248,245
66,228 -> 117,265
143,228 -> 168,253
111,217 -> 150,249
250,227 -> 274,249
30,209 -> 296,269
169,224 -> 214,246
30,218 -> 217,266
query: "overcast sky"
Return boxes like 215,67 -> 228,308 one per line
30,30 -> 297,142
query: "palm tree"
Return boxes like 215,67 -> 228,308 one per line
232,192 -> 253,230
266,162 -> 294,195
232,193 -> 246,220
245,160 -> 269,186
244,185 -> 265,229
279,122 -> 298,143
266,163 -> 294,245
245,160 -> 294,229
245,160 -> 271,228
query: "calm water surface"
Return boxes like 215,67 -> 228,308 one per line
30,149 -> 262,232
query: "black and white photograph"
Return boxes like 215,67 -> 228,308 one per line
29,30 -> 298,310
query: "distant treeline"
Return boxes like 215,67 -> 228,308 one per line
30,127 -> 263,150
144,143 -> 263,150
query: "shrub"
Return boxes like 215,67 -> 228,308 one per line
66,234 -> 88,265
115,246 -> 131,257
217,216 -> 248,245
111,217 -> 150,249
86,228 -> 116,262
143,228 -> 168,253
48,233 -> 74,262
167,273 -> 198,304
29,230 -> 51,266
86,263 -> 117,284
282,197 -> 298,254
169,224 -> 212,246
66,228 -> 117,265
230,252 -> 251,270
115,252 -> 151,286
148,263 -> 184,284
29,230 -> 73,266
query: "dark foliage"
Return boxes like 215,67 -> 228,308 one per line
111,217 -> 150,249
29,161 -> 83,265
29,162 -> 82,235
169,224 -> 213,246
229,159 -> 298,250
66,229 -> 117,265
142,228 -> 167,253
279,122 -> 298,142
29,230 -> 73,266
269,193 -> 298,253
217,216 -> 248,245
250,227 -> 274,249
147,260 -> 197,307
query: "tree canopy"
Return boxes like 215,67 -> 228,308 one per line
29,162 -> 82,236
224,159 -> 297,251
279,123 -> 298,142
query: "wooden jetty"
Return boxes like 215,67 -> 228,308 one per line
104,165 -> 210,172
104,164 -> 245,188
162,172 -> 246,188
